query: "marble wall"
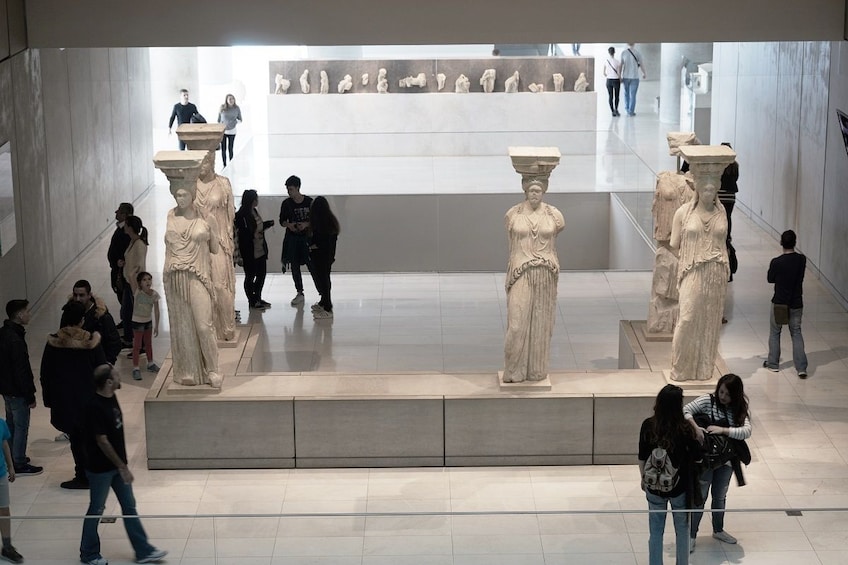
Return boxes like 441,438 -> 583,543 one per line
0,48 -> 154,308
711,41 -> 847,306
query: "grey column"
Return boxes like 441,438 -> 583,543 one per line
659,43 -> 713,125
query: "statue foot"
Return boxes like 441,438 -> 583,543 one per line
206,372 -> 223,388
175,375 -> 198,386
526,373 -> 547,381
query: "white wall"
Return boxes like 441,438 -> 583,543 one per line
711,41 -> 847,306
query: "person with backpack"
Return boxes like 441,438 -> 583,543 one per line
639,384 -> 700,565
684,373 -> 752,552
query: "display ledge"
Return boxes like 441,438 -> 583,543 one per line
144,324 -> 713,469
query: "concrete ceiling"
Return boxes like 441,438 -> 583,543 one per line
25,0 -> 846,48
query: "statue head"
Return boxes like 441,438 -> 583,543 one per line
521,176 -> 549,195
171,184 -> 197,209
198,151 -> 216,180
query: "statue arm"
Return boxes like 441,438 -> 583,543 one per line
669,206 -> 685,251
207,216 -> 220,254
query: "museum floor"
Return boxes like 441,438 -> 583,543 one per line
17,100 -> 848,563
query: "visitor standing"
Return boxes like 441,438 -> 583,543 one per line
130,272 -> 161,381
309,196 -> 340,319
107,202 -> 133,314
765,230 -> 808,378
0,416 -> 23,562
235,189 -> 273,309
279,175 -> 313,306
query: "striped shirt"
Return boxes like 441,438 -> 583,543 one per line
683,394 -> 752,441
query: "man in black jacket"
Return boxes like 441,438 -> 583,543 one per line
167,88 -> 198,149
71,280 -> 123,364
0,300 -> 43,475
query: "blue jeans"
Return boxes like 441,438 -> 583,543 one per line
691,463 -> 733,536
3,396 -> 30,468
80,469 -> 155,562
623,78 -> 640,114
647,490 -> 689,565
767,305 -> 807,371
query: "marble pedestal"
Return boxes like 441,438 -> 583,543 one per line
145,323 -> 711,469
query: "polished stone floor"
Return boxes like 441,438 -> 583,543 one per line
14,68 -> 848,564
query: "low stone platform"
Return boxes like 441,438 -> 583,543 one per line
144,323 -> 715,469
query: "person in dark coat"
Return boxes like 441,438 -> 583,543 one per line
0,299 -> 43,475
235,189 -> 273,309
40,301 -> 106,489
107,202 -> 133,315
70,279 -> 123,364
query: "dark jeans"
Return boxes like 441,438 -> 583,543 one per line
721,198 -> 735,240
80,468 -> 156,562
110,267 -> 124,308
606,78 -> 620,114
68,429 -> 87,481
178,139 -> 187,150
221,134 -> 236,165
3,396 -> 30,468
291,260 -> 311,294
244,256 -> 268,304
310,253 -> 334,311
121,283 -> 134,341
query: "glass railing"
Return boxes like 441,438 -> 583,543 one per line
12,507 -> 842,562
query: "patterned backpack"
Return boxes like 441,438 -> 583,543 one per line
642,446 -> 679,493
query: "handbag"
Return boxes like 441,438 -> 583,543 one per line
693,395 -> 737,469
190,112 -> 207,124
773,303 -> 790,325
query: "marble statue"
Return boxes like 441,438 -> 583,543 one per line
436,73 -> 446,91
669,145 -> 736,381
552,73 -> 564,92
505,71 -> 520,93
361,73 -> 369,86
667,132 -> 700,156
377,68 -> 388,93
176,124 -> 237,343
503,147 -> 564,383
646,171 -> 694,334
196,152 -> 237,342
274,74 -> 291,94
338,74 -> 353,93
399,72 -> 427,88
573,72 -> 589,92
153,151 -> 222,389
528,83 -> 545,93
455,74 -> 470,93
299,70 -> 310,94
320,70 -> 329,94
479,68 -> 496,93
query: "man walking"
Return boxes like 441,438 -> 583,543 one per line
0,300 -> 43,476
79,364 -> 167,565
620,43 -> 646,116
279,175 -> 313,306
167,88 -> 199,150
765,230 -> 809,378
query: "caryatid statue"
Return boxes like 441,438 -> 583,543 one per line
502,147 -> 564,383
645,132 -> 699,336
176,124 -> 237,342
153,151 -> 223,388
669,144 -> 736,381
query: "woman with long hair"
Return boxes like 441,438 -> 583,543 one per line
308,196 -> 340,319
217,94 -> 242,167
235,189 -> 274,309
684,373 -> 752,552
121,215 -> 148,344
639,384 -> 699,565
603,46 -> 621,117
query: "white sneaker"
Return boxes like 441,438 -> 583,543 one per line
712,530 -> 737,544
313,309 -> 333,319
311,302 -> 323,311
136,548 -> 168,563
82,557 -> 109,565
690,537 -> 696,553
55,432 -> 69,441
290,292 -> 305,306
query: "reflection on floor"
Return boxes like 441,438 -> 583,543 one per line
15,92 -> 848,564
